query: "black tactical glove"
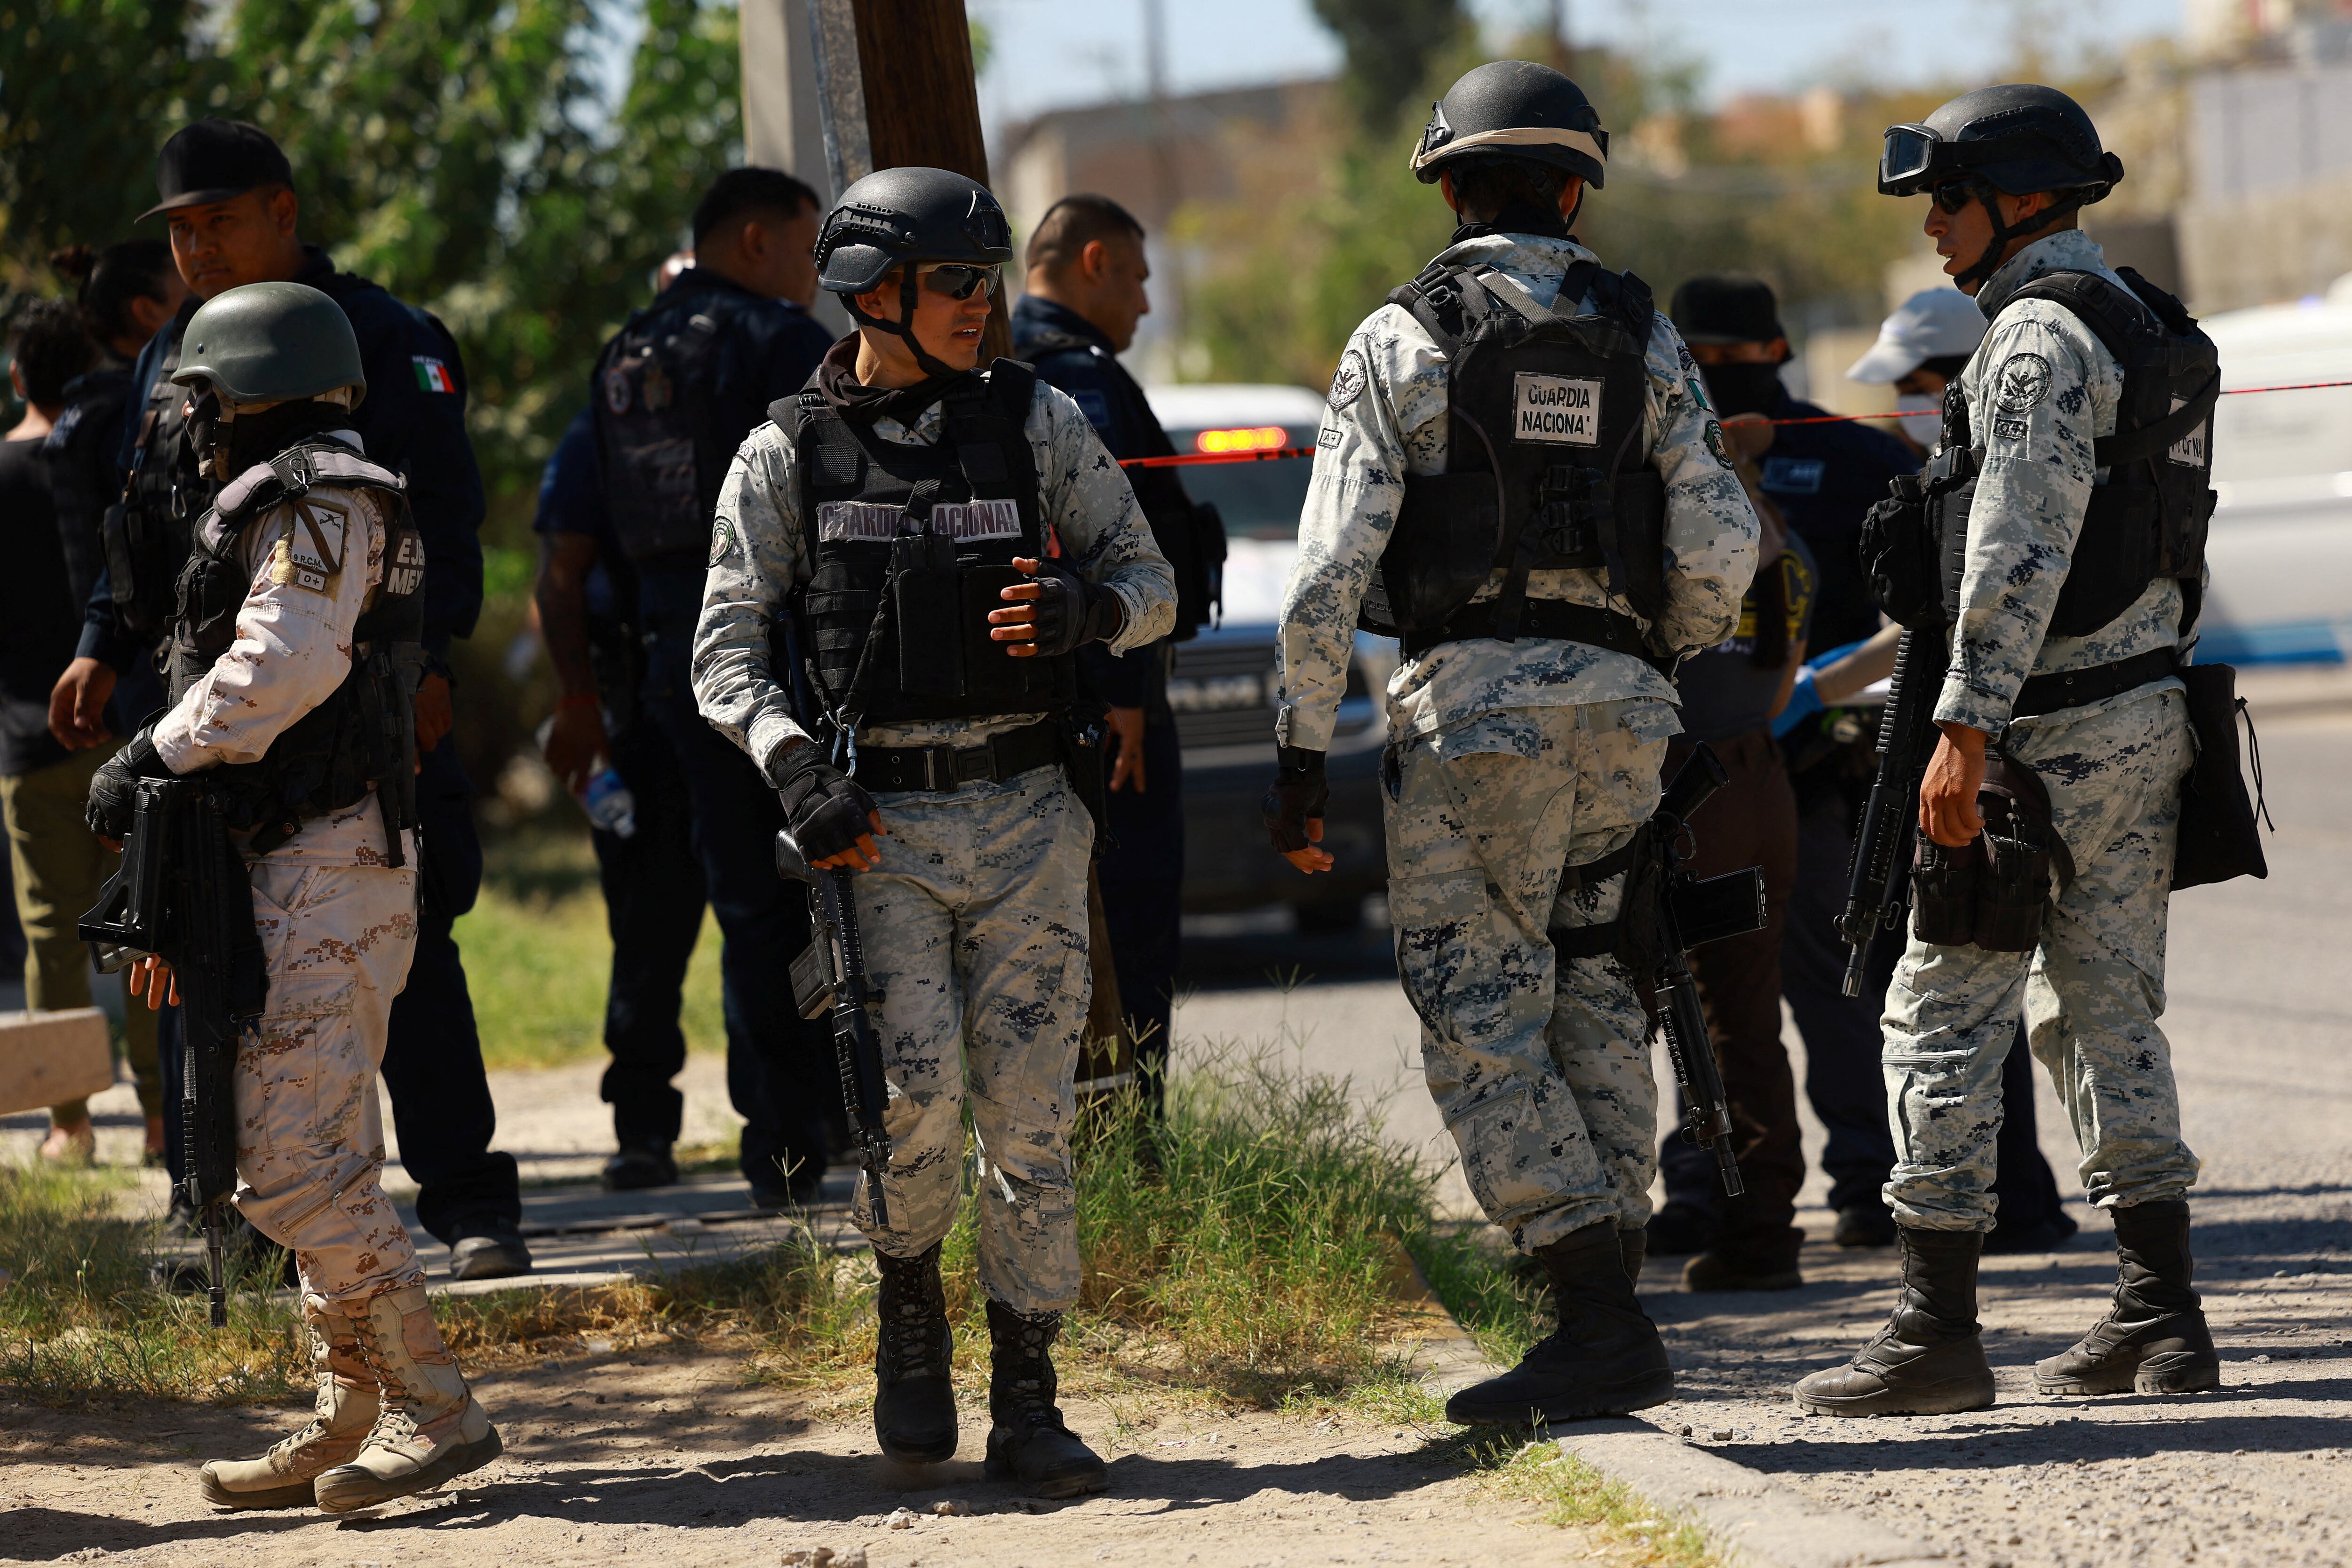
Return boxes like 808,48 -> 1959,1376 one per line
87,726 -> 174,842
1003,559 -> 1124,659
765,740 -> 881,864
1261,745 -> 1329,854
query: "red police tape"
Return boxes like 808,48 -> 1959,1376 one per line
1113,378 -> 2352,467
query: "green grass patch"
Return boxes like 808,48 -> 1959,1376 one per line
458,827 -> 726,1071
0,1163 -> 306,1405
1472,1434 -> 1718,1566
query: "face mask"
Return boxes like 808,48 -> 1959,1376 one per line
1894,392 -> 1941,448
1698,361 -> 1784,418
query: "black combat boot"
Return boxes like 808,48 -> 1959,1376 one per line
1793,1227 -> 1996,1417
983,1299 -> 1108,1497
2034,1199 -> 2218,1396
873,1244 -> 958,1464
1445,1220 -> 1675,1425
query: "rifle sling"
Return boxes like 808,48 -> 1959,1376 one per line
1546,836 -> 1645,961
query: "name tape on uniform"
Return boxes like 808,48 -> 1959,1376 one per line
1512,373 -> 1602,446
817,499 -> 1023,545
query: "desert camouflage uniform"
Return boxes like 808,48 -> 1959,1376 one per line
693,373 -> 1175,1312
1277,232 -> 1759,1250
152,443 -> 422,1307
1883,229 -> 2199,1231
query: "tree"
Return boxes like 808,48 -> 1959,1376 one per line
1308,0 -> 1465,134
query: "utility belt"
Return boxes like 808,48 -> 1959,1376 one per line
848,716 -> 1065,795
2011,647 -> 2177,719
1399,597 -> 1651,664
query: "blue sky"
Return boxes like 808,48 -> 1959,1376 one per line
971,0 -> 2186,131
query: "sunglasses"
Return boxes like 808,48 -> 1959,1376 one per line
919,264 -> 1001,301
1930,177 -> 1988,215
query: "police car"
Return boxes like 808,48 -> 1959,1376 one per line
1143,383 -> 1396,929
2198,276 -> 2352,665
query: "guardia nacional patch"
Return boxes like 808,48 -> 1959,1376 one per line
1327,350 -> 1366,413
708,517 -> 734,567
1994,352 -> 2053,415
1703,418 -> 1735,470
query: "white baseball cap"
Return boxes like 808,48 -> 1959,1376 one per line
1845,288 -> 1987,384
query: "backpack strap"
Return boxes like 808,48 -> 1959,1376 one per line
1388,261 -> 1477,354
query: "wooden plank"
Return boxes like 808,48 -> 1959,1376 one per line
0,1008 -> 117,1117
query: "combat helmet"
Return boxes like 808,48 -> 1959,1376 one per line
816,166 -> 1014,379
1879,84 -> 2124,287
172,281 -> 364,406
1410,61 -> 1608,190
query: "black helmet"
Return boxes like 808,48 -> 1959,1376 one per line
1880,84 -> 2122,200
1880,85 -> 2123,289
1410,60 -> 1607,190
816,166 -> 1013,296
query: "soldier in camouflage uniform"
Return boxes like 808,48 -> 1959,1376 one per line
83,283 -> 499,1511
693,168 -> 1173,1495
1265,62 -> 1758,1426
1797,86 -> 2222,1418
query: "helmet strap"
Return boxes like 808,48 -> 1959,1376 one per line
1956,186 -> 2091,290
1446,196 -> 1572,247
842,265 -> 965,384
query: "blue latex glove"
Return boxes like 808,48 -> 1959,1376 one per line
1772,667 -> 1824,739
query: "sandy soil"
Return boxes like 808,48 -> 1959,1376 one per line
0,1349 -> 1617,1568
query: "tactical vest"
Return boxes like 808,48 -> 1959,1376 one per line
107,312 -> 209,638
774,362 -> 1077,726
1360,257 -> 1668,640
168,439 -> 428,860
593,285 -> 755,565
1924,265 -> 2217,638
1016,327 -> 1226,641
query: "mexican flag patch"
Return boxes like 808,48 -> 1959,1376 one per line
412,356 -> 456,393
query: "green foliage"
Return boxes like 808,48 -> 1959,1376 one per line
1477,1436 -> 1720,1565
1310,0 -> 1466,135
0,0 -> 745,505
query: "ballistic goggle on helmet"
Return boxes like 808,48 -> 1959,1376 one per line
1879,84 -> 2122,203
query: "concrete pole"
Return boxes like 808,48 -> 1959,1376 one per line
740,0 -> 852,333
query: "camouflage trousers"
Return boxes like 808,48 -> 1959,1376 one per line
234,858 -> 423,1306
1883,684 -> 2199,1230
1383,699 -> 1677,1251
849,763 -> 1092,1314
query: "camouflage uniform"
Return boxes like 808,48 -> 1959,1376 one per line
152,455 -> 423,1307
1278,233 -> 1759,1250
1883,229 -> 2199,1231
693,375 -> 1175,1312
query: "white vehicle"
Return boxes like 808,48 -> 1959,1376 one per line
2199,275 -> 2352,665
1141,383 -> 1395,924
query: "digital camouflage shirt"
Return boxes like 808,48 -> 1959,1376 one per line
1939,228 -> 2192,736
1275,232 -> 1760,752
692,371 -> 1177,769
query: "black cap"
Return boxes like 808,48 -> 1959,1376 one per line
139,119 -> 293,222
1669,273 -> 1785,346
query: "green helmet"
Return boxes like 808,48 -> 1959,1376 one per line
172,281 -> 365,405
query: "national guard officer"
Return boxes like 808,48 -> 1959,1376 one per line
1012,193 -> 1224,1107
52,118 -> 529,1279
87,281 -> 498,1511
1266,61 -> 1759,1425
1796,86 -> 2220,1416
571,169 -> 837,1197
694,167 -> 1175,1495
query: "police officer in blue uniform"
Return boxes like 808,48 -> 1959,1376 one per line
48,118 -> 528,1279
580,168 -> 841,1200
1009,195 -> 1221,1101
533,408 -> 709,1188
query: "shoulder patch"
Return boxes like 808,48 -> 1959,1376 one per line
1328,350 -> 1367,413
1070,388 -> 1113,432
412,356 -> 457,394
1994,352 -> 2052,416
1759,455 -> 1826,495
708,516 -> 736,568
278,498 -> 350,594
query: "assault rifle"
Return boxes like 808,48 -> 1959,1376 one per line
774,827 -> 891,1227
1550,744 -> 1765,1198
1834,625 -> 1949,997
80,779 -> 268,1326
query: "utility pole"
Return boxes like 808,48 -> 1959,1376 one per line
802,0 -> 1009,355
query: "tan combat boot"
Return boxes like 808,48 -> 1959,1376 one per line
313,1282 -> 501,1513
199,1297 -> 378,1509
